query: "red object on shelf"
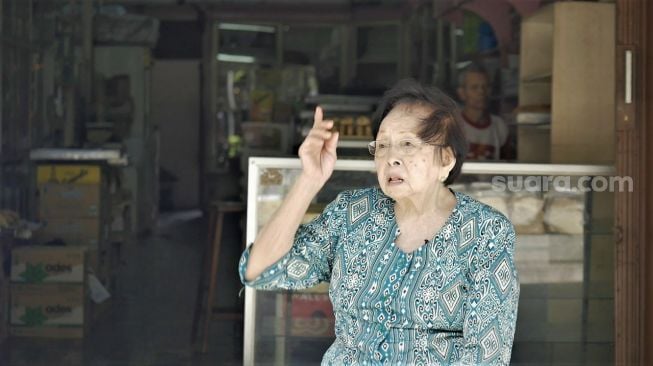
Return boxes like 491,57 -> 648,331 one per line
289,293 -> 335,338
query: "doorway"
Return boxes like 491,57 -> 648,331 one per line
152,60 -> 201,210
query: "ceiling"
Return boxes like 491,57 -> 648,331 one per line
105,0 -> 410,4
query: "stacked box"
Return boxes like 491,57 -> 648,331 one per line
36,165 -> 108,250
36,164 -> 102,185
38,184 -> 101,218
11,247 -> 86,284
38,218 -> 105,249
10,283 -> 85,338
9,246 -> 88,338
35,164 -> 114,325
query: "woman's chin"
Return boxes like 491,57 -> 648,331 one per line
380,183 -> 410,199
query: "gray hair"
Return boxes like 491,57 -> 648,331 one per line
371,78 -> 468,186
457,63 -> 489,88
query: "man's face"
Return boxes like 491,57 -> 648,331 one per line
457,72 -> 490,111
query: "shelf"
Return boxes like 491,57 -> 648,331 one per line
216,46 -> 276,64
517,121 -> 552,128
519,2 -> 615,164
299,104 -> 372,119
319,103 -> 373,113
247,157 -> 615,176
304,94 -> 378,106
516,112 -> 551,125
299,110 -> 315,119
521,72 -> 552,83
338,140 -> 370,149
30,148 -> 128,166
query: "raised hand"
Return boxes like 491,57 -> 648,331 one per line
245,107 -> 339,281
298,106 -> 339,188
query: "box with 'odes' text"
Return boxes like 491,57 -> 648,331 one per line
11,246 -> 86,283
10,283 -> 86,338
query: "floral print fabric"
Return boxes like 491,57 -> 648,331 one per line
240,187 -> 519,365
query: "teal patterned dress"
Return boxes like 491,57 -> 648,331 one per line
239,187 -> 519,365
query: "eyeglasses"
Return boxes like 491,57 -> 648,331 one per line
367,138 -> 444,157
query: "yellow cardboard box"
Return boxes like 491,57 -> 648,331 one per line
38,183 -> 102,219
11,246 -> 86,284
37,218 -> 105,248
37,165 -> 101,185
10,283 -> 85,338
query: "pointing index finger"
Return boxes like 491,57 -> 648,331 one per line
313,106 -> 323,128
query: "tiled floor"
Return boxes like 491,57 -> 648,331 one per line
0,210 -> 245,366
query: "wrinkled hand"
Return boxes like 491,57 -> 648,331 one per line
298,106 -> 339,188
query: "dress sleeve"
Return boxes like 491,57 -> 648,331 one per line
238,192 -> 348,291
460,215 -> 520,365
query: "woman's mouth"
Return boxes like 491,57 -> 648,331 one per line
388,177 -> 404,184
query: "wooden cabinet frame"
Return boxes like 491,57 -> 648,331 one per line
615,0 -> 653,365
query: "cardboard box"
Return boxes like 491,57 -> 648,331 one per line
10,283 -> 85,338
37,218 -> 105,248
38,183 -> 102,219
37,165 -> 101,185
289,293 -> 335,337
11,246 -> 86,284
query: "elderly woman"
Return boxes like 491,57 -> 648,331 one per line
239,79 -> 519,365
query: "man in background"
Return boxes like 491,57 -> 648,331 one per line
457,63 -> 511,160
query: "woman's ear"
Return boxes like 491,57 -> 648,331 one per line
441,147 -> 456,172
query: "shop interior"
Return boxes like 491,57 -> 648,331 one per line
0,0 -> 632,365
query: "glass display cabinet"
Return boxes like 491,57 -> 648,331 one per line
243,157 -> 615,366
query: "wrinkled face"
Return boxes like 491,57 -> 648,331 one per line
374,103 -> 449,201
458,72 -> 489,110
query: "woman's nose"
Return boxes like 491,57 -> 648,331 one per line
385,145 -> 403,166
387,155 -> 402,166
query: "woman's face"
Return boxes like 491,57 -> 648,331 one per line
374,103 -> 450,201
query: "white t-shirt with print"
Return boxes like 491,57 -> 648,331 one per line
460,113 -> 509,160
